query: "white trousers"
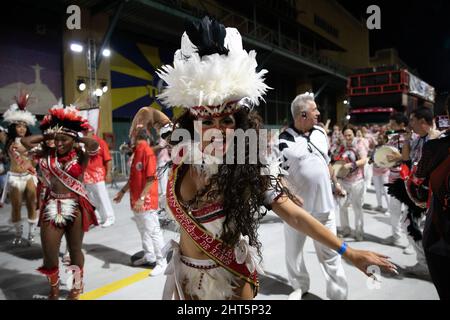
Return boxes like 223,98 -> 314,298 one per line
364,163 -> 373,192
158,167 -> 168,211
388,196 -> 404,240
406,215 -> 428,267
339,180 -> 365,234
86,181 -> 115,222
134,210 -> 165,263
284,209 -> 348,300
373,173 -> 389,208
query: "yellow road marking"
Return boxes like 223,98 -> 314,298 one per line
80,269 -> 152,300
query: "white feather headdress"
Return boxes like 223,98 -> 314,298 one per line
2,92 -> 36,126
157,17 -> 270,117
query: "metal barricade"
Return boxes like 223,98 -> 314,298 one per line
110,150 -> 130,188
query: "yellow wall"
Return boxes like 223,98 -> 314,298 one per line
63,8 -> 112,136
296,0 -> 370,69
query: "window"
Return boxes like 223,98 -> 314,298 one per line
314,14 -> 339,38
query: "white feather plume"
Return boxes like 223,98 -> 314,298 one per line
2,103 -> 37,126
157,28 -> 270,109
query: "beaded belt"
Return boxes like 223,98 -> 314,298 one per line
180,257 -> 219,270
49,191 -> 77,199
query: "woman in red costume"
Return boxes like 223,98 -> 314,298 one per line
21,105 -> 99,300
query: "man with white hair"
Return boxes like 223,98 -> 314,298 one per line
277,92 -> 348,300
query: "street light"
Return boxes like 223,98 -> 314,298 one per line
77,79 -> 86,92
94,88 -> 103,97
102,48 -> 111,57
70,42 -> 84,53
101,81 -> 108,93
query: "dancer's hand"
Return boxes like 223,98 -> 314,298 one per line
113,191 -> 124,203
105,172 -> 112,184
345,248 -> 398,276
133,199 -> 144,211
334,183 -> 346,197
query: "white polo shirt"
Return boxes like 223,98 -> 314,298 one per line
277,125 -> 335,214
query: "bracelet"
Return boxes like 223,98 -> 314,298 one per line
337,242 -> 348,255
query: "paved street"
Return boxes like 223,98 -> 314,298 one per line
0,182 -> 438,300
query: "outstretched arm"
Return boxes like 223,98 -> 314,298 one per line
272,195 -> 398,277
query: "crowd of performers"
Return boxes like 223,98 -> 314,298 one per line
0,16 -> 448,300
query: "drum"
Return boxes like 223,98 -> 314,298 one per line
374,146 -> 400,168
332,160 -> 351,179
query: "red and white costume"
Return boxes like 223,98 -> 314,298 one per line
84,134 -> 115,225
1,93 -> 39,245
38,149 -> 97,230
129,140 -> 164,264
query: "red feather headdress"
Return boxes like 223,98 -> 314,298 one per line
40,106 -> 90,138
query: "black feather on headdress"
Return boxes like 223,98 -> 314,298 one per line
185,16 -> 229,57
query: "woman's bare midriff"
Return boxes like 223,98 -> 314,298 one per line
179,229 -> 209,259
49,176 -> 74,194
9,151 -> 33,174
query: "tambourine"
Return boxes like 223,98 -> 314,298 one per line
374,146 -> 400,168
332,160 -> 351,179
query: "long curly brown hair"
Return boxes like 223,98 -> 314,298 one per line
171,109 -> 295,259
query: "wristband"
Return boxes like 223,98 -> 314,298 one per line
337,242 -> 348,255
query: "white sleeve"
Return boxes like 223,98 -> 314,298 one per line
261,159 -> 287,207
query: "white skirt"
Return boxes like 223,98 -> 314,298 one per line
8,172 -> 37,193
163,240 -> 239,300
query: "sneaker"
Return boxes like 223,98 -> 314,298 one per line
101,218 -> 115,228
150,261 -> 167,276
404,263 -> 430,278
12,237 -> 23,245
355,231 -> 364,241
403,245 -> 415,255
288,289 -> 303,300
382,236 -> 402,246
27,234 -> 35,246
338,227 -> 351,238
132,256 -> 156,267
374,206 -> 387,213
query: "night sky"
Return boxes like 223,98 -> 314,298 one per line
337,0 -> 450,94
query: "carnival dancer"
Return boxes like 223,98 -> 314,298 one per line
278,93 -> 348,300
337,126 -> 368,241
84,127 -> 115,227
142,16 -> 396,300
113,128 -> 166,272
0,126 -> 8,199
21,105 -> 99,300
1,93 -> 38,245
